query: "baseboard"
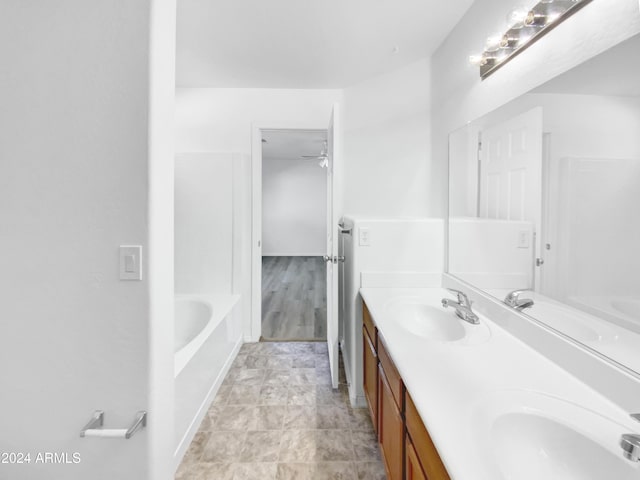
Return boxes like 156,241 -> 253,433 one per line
261,253 -> 325,257
350,391 -> 367,408
340,341 -> 367,408
261,337 -> 325,342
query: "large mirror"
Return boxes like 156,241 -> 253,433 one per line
448,33 -> 640,375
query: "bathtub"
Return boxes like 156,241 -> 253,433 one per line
174,293 -> 240,377
173,292 -> 242,468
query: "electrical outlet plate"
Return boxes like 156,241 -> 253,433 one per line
517,230 -> 530,249
359,227 -> 370,246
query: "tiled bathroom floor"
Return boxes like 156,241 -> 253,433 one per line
175,341 -> 387,480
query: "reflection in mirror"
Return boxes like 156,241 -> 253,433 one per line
448,33 -> 640,375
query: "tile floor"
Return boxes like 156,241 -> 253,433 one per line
175,341 -> 387,480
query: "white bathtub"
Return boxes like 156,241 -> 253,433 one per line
174,294 -> 240,377
173,292 -> 242,469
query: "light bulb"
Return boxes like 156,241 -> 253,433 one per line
485,33 -> 503,52
500,32 -> 518,48
524,9 -> 547,26
506,6 -> 529,28
469,54 -> 485,66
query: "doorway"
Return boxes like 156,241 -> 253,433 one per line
260,129 -> 328,341
251,105 -> 341,389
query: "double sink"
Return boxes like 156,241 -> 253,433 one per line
367,288 -> 640,480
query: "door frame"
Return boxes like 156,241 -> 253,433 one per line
249,121 -> 329,342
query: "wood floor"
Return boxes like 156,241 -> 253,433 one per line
261,256 -> 326,341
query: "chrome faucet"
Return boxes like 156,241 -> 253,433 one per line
442,289 -> 479,324
621,414 -> 640,462
621,434 -> 640,462
504,289 -> 535,310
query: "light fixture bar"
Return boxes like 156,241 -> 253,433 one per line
476,0 -> 593,79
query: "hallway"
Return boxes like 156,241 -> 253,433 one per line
261,257 -> 327,341
175,341 -> 386,480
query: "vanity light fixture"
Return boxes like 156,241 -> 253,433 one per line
470,0 -> 593,79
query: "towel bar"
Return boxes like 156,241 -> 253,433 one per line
80,410 -> 147,439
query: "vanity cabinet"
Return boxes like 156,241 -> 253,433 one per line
363,302 -> 451,480
363,305 -> 378,431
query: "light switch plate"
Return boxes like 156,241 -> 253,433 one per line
119,245 -> 142,280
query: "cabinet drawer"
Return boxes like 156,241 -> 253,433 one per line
363,303 -> 377,349
377,336 -> 403,410
405,391 -> 450,480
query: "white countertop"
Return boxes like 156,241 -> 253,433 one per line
360,287 -> 640,480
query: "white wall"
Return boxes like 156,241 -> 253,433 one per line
175,88 -> 342,153
340,218 -> 444,406
175,154 -> 234,294
431,0 -> 640,218
262,157 -> 327,256
343,58 -> 432,217
175,65 -> 433,225
0,2 -> 175,480
448,218 -> 534,289
541,94 -> 640,159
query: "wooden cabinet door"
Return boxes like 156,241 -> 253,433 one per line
378,364 -> 403,480
377,336 -> 402,407
405,392 -> 450,480
363,328 -> 378,432
406,434 -> 428,480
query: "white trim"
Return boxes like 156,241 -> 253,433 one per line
250,122 -> 329,343
359,272 -> 443,288
262,252 -> 326,257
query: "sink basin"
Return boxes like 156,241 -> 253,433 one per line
386,302 -> 465,341
384,297 -> 490,345
529,302 -> 617,343
612,299 -> 640,321
472,390 -> 640,480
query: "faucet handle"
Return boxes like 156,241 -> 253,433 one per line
504,289 -> 529,304
446,288 -> 470,306
621,434 -> 640,462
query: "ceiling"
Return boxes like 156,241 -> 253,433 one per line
176,0 -> 474,88
532,33 -> 640,97
262,130 -> 328,161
